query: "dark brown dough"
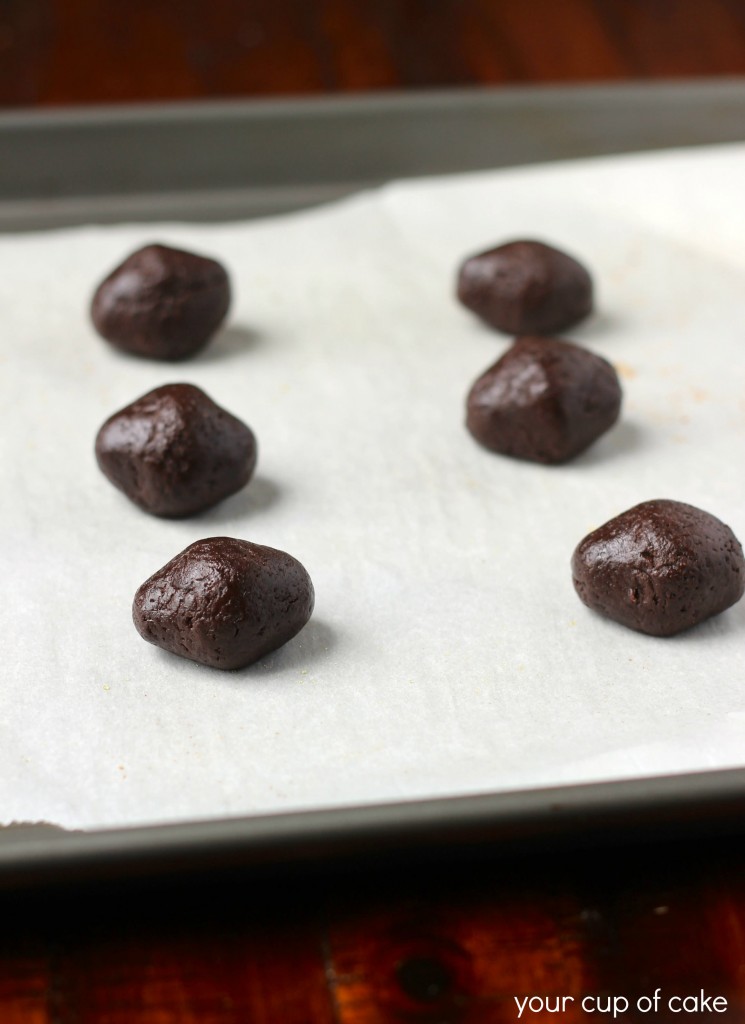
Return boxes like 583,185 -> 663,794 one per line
90,243 -> 231,360
456,239 -> 593,335
95,383 -> 257,517
572,500 -> 745,636
465,335 -> 621,464
133,537 -> 315,670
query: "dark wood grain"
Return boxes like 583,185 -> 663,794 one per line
1,0 -> 745,107
2,837 -> 745,1021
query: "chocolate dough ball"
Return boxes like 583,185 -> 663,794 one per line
95,383 -> 256,517
133,537 -> 315,670
465,335 -> 621,464
572,500 -> 745,637
91,243 -> 231,360
457,240 -> 593,335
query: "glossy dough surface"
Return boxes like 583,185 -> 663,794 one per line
91,243 -> 231,360
466,335 -> 621,463
95,383 -> 257,517
457,239 -> 593,335
572,499 -> 745,636
133,537 -> 315,670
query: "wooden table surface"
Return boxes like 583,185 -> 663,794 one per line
2,0 -> 745,106
3,830 -> 745,1021
3,2 -> 745,1020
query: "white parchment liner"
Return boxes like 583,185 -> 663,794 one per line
2,143 -> 745,830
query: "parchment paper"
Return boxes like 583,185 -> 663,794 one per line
2,143 -> 745,831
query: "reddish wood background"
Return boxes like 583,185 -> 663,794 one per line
3,834 -> 745,1022
3,1 -> 745,1020
1,0 -> 745,107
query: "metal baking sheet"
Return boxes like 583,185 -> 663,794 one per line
3,80 -> 745,229
3,82 -> 745,887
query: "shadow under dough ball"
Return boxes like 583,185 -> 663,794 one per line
91,243 -> 231,360
572,499 -> 745,636
95,383 -> 257,517
133,537 -> 315,670
457,239 -> 593,335
466,335 -> 621,464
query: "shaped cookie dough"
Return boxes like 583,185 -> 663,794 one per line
91,243 -> 231,360
133,537 -> 315,670
572,499 -> 745,636
457,239 -> 593,335
466,335 -> 621,464
95,383 -> 257,517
